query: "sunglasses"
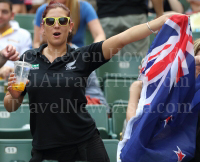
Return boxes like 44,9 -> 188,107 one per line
43,17 -> 70,26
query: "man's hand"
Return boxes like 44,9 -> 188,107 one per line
0,45 -> 19,61
0,66 -> 14,79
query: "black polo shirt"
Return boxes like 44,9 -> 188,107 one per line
20,41 -> 109,150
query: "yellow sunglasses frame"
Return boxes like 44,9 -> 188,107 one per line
43,17 -> 70,26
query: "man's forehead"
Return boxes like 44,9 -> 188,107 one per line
0,3 -> 10,10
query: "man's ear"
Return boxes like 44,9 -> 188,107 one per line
69,22 -> 74,33
11,12 -> 15,20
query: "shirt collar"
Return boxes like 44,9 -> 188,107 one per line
33,43 -> 73,61
10,20 -> 20,31
0,20 -> 19,38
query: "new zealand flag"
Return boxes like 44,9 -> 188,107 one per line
117,15 -> 199,162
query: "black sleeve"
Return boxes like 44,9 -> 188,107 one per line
80,41 -> 110,73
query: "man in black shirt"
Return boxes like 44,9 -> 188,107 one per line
97,0 -> 163,57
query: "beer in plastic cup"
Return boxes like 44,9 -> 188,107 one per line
12,61 -> 32,92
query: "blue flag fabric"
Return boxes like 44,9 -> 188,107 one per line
117,15 -> 199,162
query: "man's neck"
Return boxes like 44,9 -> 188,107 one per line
0,24 -> 11,34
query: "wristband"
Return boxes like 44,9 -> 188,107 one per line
146,22 -> 157,34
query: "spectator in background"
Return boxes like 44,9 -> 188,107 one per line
85,0 -> 97,11
24,0 -> 46,13
0,0 -> 32,79
10,0 -> 26,13
186,0 -> 200,13
190,39 -> 200,162
97,0 -> 163,57
148,0 -> 184,14
33,0 -> 105,48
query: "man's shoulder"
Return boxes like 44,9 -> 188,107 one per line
16,28 -> 31,38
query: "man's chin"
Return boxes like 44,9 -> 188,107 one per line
0,24 -> 8,30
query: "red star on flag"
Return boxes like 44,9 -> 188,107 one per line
174,146 -> 186,162
164,115 -> 173,127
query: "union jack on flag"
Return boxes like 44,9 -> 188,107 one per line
117,15 -> 199,162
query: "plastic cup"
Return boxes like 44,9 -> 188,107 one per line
12,61 -> 32,92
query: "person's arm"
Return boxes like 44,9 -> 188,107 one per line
0,45 -> 19,68
33,4 -> 46,48
151,0 -> 164,17
83,1 -> 106,42
0,52 -> 7,68
188,0 -> 200,12
126,81 -> 143,121
102,13 -> 182,60
0,66 -> 14,79
33,25 -> 41,48
88,19 -> 106,43
168,0 -> 184,13
4,73 -> 26,112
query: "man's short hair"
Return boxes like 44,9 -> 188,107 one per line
0,0 -> 12,11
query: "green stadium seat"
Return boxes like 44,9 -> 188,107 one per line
113,100 -> 128,106
14,14 -> 35,31
0,128 -> 32,139
193,32 -> 200,40
103,139 -> 119,162
147,14 -> 156,47
98,127 -> 109,139
29,30 -> 34,40
0,104 -> 30,128
179,0 -> 190,12
86,105 -> 108,130
0,80 -> 5,102
0,104 -> 31,139
0,139 -> 32,161
86,105 -> 109,139
43,160 -> 89,162
96,55 -> 142,80
0,139 -> 118,162
84,28 -> 93,46
23,94 -> 29,104
104,79 -> 135,104
147,14 -> 156,22
112,105 -> 127,139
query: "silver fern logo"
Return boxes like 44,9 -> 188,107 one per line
65,60 -> 76,70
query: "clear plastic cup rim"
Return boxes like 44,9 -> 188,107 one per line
14,61 -> 32,68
